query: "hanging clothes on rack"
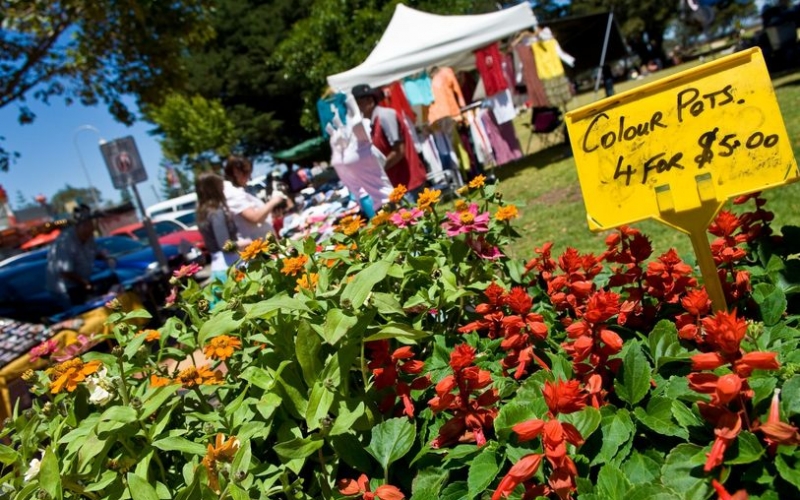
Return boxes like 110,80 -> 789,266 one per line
381,81 -> 417,122
317,93 -> 348,137
402,73 -> 435,106
486,89 -> 516,124
479,109 -> 522,166
530,28 -> 575,107
428,67 -> 466,124
513,40 -> 549,107
474,43 -> 509,96
466,110 -> 495,169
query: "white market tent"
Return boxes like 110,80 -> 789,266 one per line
326,3 -> 538,92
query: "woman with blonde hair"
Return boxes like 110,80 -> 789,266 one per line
195,172 -> 248,282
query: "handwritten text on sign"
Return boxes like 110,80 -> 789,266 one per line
566,48 -> 798,231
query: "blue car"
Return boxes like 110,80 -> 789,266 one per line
0,236 -> 202,323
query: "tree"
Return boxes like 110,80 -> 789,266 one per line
145,93 -> 236,171
180,0 -> 316,156
0,0 -> 214,170
569,0 -> 681,65
50,185 -> 103,215
14,190 -> 32,211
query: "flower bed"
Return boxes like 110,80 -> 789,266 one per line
2,177 -> 799,499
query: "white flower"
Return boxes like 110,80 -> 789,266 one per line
24,457 -> 41,482
87,379 -> 114,406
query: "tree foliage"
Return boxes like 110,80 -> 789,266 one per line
49,184 -> 102,214
145,93 -> 236,171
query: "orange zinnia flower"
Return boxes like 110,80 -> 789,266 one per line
47,358 -> 102,394
495,205 -> 519,222
239,238 -> 269,261
204,335 -> 242,361
416,188 -> 441,211
454,199 -> 469,212
388,184 -> 407,204
149,374 -> 172,387
234,270 -> 246,282
295,272 -> 319,292
369,210 -> 392,230
176,365 -> 222,387
203,434 -> 240,493
337,473 -> 405,500
469,174 -> 486,189
281,254 -> 309,276
336,215 -> 365,236
138,329 -> 161,342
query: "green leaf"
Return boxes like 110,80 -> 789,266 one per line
626,484 -> 682,499
596,463 -> 632,500
239,366 -> 275,391
331,434 -> 373,471
321,308 -> 357,345
366,417 -> 416,471
648,320 -> 690,370
775,451 -> 800,489
305,382 -> 335,431
244,294 -> 311,319
494,399 -> 544,442
621,451 -> 662,485
371,292 -> 406,316
671,400 -> 703,430
592,409 -> 635,466
228,484 -> 249,500
0,443 -> 17,465
40,447 -> 62,500
727,431 -> 764,465
296,320 -> 323,385
127,472 -> 160,500
274,436 -> 324,460
781,376 -> 800,417
140,385 -> 180,420
615,341 -> 652,405
231,439 -> 252,476
634,397 -> 689,439
341,260 -> 392,309
364,323 -> 430,343
330,400 -> 366,436
198,310 -> 243,344
467,445 -> 500,499
661,444 -> 710,500
439,481 -> 469,500
752,283 -> 787,326
410,467 -> 449,500
152,436 -> 208,456
561,407 -> 602,441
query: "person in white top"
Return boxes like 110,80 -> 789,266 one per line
223,156 -> 286,241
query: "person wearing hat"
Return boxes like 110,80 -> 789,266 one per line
352,83 -> 427,201
45,204 -> 103,309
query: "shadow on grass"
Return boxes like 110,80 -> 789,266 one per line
494,141 -> 574,182
772,67 -> 800,89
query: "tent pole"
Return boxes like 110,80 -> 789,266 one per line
593,11 -> 615,95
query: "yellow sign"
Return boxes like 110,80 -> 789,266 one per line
566,47 -> 798,232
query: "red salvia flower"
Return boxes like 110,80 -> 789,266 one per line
492,454 -> 543,500
712,479 -> 749,500
367,340 -> 429,418
758,389 -> 800,454
337,474 -> 405,500
429,343 -> 498,448
543,379 -> 586,415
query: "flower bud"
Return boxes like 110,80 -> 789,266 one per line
223,240 -> 238,253
42,402 -> 53,416
23,409 -> 34,420
21,370 -> 35,383
494,192 -> 503,202
130,397 -> 142,411
112,346 -> 124,357
197,299 -> 209,313
36,490 -> 50,500
203,423 -> 215,434
227,298 -> 241,310
105,298 -> 122,311
234,470 -> 247,482
169,276 -> 180,286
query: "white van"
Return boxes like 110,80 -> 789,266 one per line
145,193 -> 198,219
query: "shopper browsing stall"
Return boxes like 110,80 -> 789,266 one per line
223,156 -> 287,241
352,84 -> 427,201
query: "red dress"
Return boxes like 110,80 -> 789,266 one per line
371,110 -> 427,191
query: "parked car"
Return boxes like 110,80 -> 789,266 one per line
0,236 -> 203,323
153,209 -> 197,230
110,220 -> 206,256
145,193 -> 197,219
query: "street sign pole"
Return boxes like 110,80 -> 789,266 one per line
130,182 -> 169,274
99,136 -> 169,274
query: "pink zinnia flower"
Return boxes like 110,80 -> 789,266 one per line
390,207 -> 424,228
173,263 -> 202,279
466,236 -> 504,260
52,335 -> 94,363
165,286 -> 178,307
29,339 -> 60,363
442,203 -> 490,237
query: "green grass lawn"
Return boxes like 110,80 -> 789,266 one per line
497,64 -> 800,263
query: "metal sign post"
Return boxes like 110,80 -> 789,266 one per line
100,136 -> 169,273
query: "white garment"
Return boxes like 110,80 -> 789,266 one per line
223,180 -> 274,241
488,89 -> 516,124
470,110 -> 495,167
329,96 -> 393,210
420,134 -> 445,184
210,251 -> 238,274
